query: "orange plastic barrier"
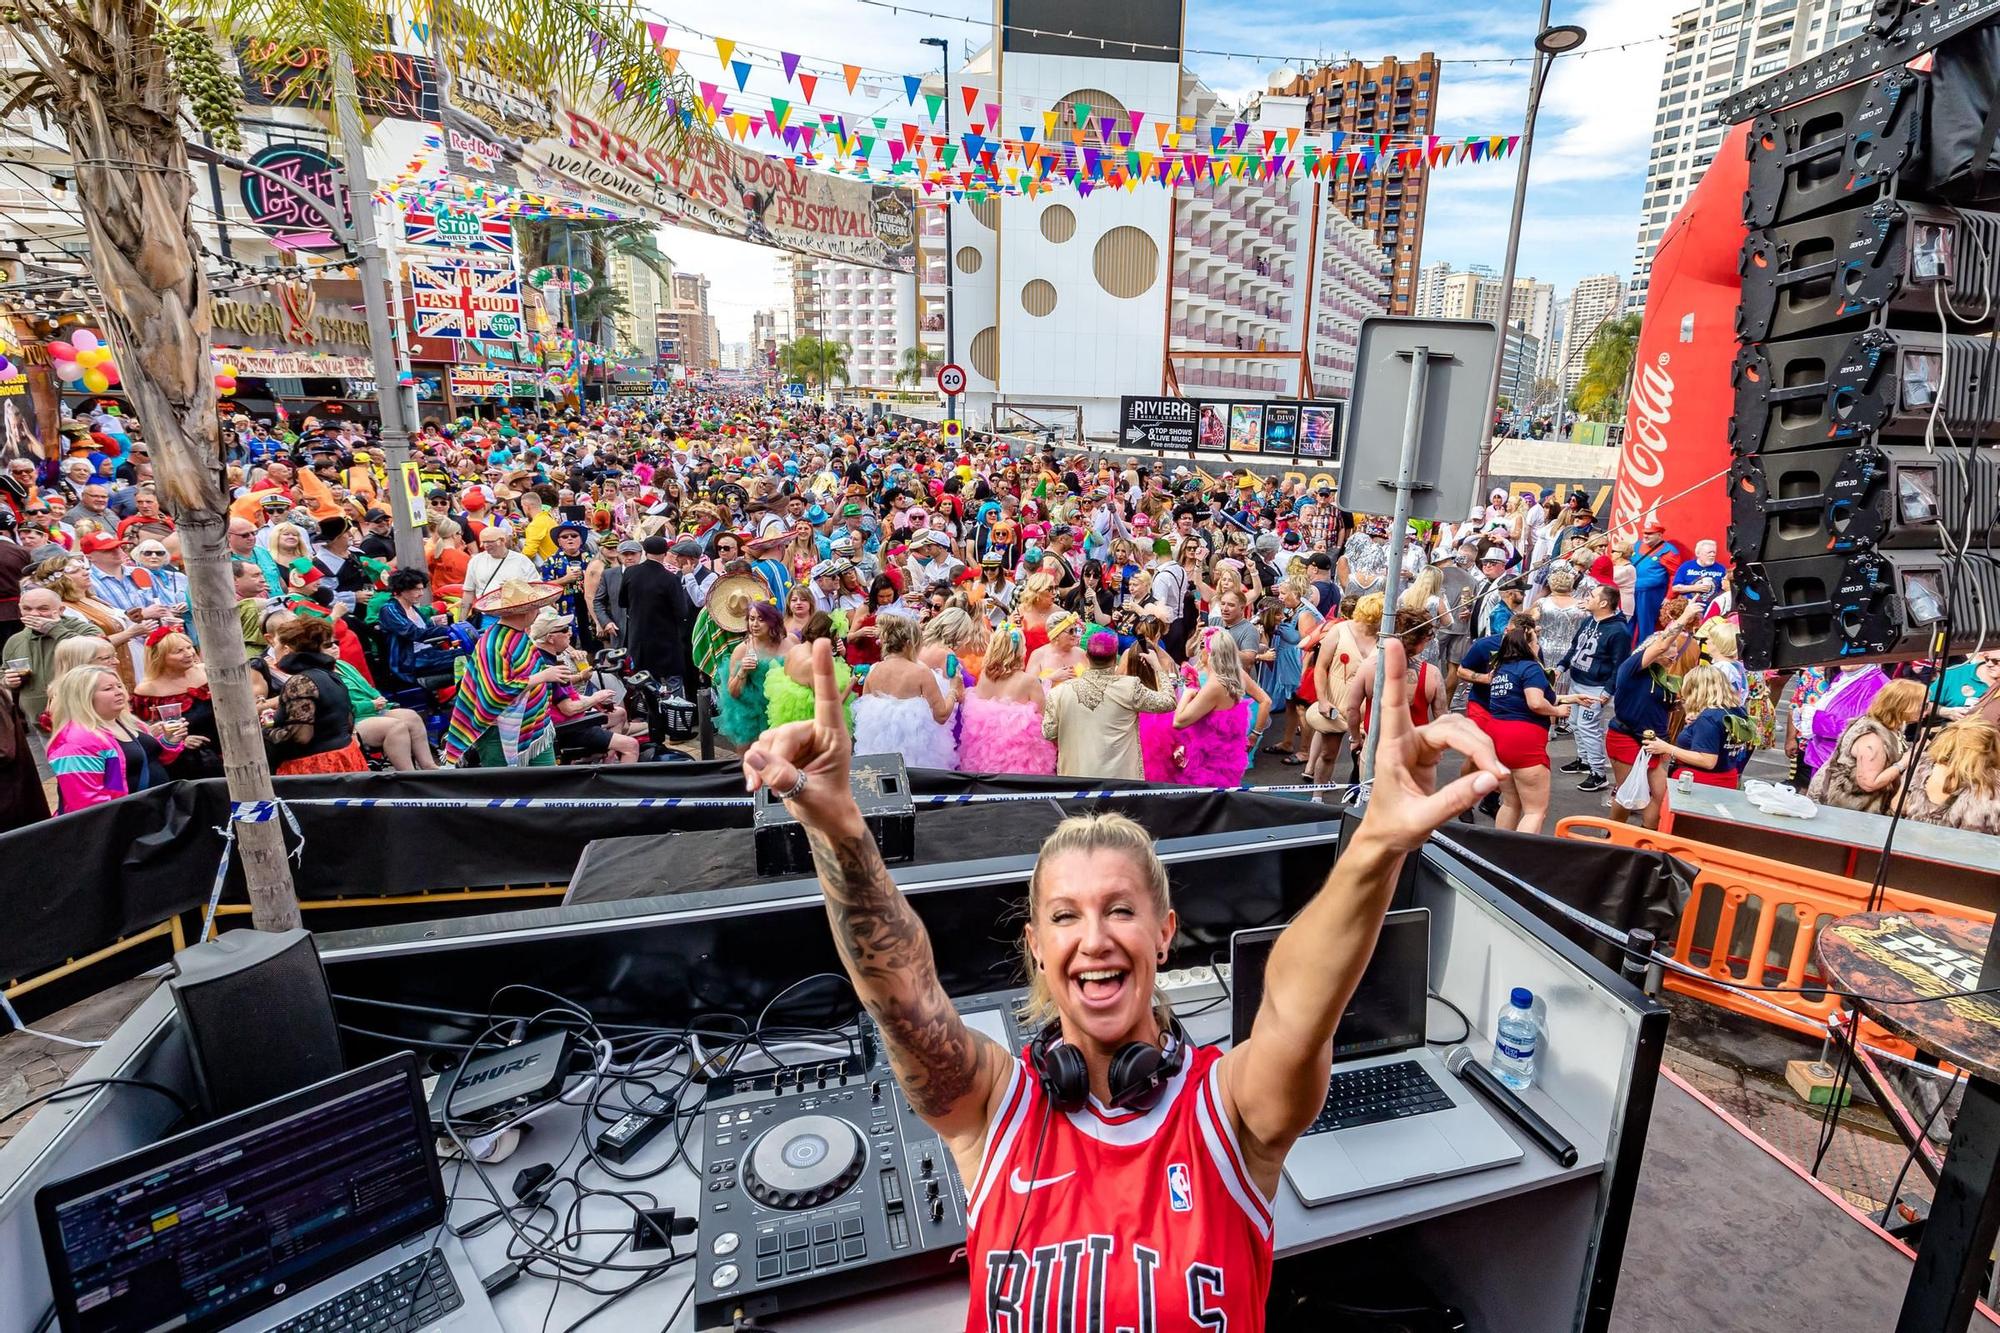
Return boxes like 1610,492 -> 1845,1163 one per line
1554,817 -> 1990,1050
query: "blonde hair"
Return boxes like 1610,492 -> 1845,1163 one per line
878,612 -> 921,657
1703,620 -> 1740,661
1868,679 -> 1927,730
1020,813 -> 1172,1030
1546,564 -> 1577,595
1350,592 -> 1385,635
983,627 -> 1025,679
1203,627 -> 1248,699
47,665 -> 121,734
1928,720 -> 2000,798
1020,572 -> 1057,608
52,635 -> 116,679
923,607 -> 981,652
144,631 -> 194,680
269,525 -> 309,560
1676,664 -> 1736,717
1399,567 -> 1441,612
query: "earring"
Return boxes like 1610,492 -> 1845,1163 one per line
1156,952 -> 1166,964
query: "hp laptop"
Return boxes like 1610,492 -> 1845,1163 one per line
38,1052 -> 503,1333
1231,909 -> 1522,1206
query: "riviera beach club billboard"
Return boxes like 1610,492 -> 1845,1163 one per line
443,97 -> 915,272
1120,395 -> 1343,459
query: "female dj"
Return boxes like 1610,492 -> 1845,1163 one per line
740,638 -> 1504,1330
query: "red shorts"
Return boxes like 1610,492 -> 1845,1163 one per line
1483,717 -> 1551,771
1606,729 -> 1642,766
1464,700 -> 1491,728
1672,767 -> 1742,789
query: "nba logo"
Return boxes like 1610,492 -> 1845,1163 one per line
1166,1162 -> 1193,1212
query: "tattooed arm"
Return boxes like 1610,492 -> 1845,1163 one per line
743,640 -> 1011,1150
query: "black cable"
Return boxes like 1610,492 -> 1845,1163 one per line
1879,1071 -> 1963,1229
1425,992 -> 1473,1046
0,1076 -> 194,1127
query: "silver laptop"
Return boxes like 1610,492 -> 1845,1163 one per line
38,1053 -> 502,1333
1231,910 -> 1523,1206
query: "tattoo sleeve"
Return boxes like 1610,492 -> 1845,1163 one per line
805,825 -> 982,1119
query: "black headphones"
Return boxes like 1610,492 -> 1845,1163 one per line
1027,1011 -> 1189,1114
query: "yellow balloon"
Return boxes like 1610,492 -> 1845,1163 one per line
81,368 -> 110,393
75,347 -> 107,369
221,363 -> 238,378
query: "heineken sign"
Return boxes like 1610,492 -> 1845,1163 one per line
402,204 -> 516,256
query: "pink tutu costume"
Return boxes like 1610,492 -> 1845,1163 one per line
1147,696 -> 1251,787
957,694 -> 1057,775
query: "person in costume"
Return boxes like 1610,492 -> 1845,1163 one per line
439,580 -> 573,768
851,612 -> 960,770
1024,608 -> 1086,686
717,601 -> 785,751
957,625 -> 1056,775
767,611 -> 852,730
538,522 -> 594,648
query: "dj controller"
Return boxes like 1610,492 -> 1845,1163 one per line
693,990 -> 1027,1330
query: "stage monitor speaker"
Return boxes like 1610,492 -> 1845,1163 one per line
1734,550 -> 2000,669
1744,69 -> 1926,230
1737,199 -> 2000,343
170,928 -> 345,1118
1730,327 -> 2000,456
752,753 -> 916,877
1728,440 -> 2000,562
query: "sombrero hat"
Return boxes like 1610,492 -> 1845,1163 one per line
705,574 -> 769,634
472,579 -> 565,616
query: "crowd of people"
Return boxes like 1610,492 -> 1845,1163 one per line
3,393 -> 1999,842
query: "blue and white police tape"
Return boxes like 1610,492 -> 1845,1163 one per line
273,783 -> 1363,812
201,799 -> 305,943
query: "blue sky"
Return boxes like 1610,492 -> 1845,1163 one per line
650,0 -> 1667,342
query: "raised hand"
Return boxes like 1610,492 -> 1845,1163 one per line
1359,637 -> 1507,853
741,638 -> 857,830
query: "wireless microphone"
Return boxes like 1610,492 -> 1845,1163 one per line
1444,1046 -> 1578,1168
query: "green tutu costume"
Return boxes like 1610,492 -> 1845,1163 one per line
765,659 -> 855,731
716,656 -> 775,749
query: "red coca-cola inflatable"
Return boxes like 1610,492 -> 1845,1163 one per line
1609,124 -> 1749,548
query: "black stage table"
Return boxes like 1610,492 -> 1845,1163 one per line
1819,912 -> 2000,1332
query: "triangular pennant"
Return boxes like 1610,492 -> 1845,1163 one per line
661,48 -> 679,73
730,59 -> 752,91
1043,110 -> 1058,137
904,74 -> 922,103
960,84 -> 979,115
1074,102 -> 1092,130
781,51 -> 800,82
924,92 -> 944,122
770,97 -> 791,129
714,37 -> 735,67
727,111 -> 751,139
843,64 -> 861,94
798,73 -> 818,103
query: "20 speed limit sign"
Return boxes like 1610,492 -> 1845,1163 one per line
936,363 -> 967,396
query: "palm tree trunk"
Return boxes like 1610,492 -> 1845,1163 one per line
55,15 -> 299,930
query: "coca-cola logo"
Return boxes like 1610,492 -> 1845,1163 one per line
1612,352 -> 1674,532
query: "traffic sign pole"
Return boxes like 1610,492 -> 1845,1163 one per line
936,363 -> 967,438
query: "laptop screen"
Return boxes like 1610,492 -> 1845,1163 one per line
38,1054 -> 442,1333
1230,909 -> 1430,1059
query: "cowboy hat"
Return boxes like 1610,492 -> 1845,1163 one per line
472,579 -> 565,616
1302,700 -> 1347,735
705,574 -> 768,635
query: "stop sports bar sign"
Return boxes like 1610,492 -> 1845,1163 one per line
1119,396 -> 1198,451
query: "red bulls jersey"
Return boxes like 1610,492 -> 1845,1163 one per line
962,1043 -> 1273,1332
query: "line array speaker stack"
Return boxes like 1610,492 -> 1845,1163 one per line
1722,8 -> 2000,669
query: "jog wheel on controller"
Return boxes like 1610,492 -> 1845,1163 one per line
742,1114 -> 865,1209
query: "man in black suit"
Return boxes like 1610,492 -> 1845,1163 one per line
619,534 -> 694,697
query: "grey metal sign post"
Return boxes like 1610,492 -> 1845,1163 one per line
1342,318 -> 1498,780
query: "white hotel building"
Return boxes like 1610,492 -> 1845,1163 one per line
912,18 -> 1391,439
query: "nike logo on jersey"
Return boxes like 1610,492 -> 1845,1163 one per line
1009,1168 -> 1077,1194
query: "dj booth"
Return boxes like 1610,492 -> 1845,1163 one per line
0,816 -> 1667,1332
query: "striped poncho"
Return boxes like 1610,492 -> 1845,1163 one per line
440,621 -> 553,766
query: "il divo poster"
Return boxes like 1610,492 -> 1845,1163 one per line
1610,123 -> 1746,549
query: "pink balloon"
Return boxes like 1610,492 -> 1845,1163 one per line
47,342 -> 76,362
100,364 -> 120,387
70,329 -> 98,352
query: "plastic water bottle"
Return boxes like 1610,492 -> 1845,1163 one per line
1491,987 -> 1539,1091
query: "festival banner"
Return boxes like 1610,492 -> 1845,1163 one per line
403,204 -> 516,255
444,98 -> 916,271
409,260 -> 526,340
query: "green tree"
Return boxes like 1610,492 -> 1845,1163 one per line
1,0 -> 694,926
894,345 -> 937,388
1573,313 -> 1643,422
778,336 -> 851,389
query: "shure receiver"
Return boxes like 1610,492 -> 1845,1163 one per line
426,1031 -> 578,1131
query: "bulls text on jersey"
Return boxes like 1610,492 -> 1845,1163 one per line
982,1238 -> 1233,1333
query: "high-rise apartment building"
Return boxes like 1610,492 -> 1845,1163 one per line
1629,0 -> 1869,311
798,259 -> 918,391
1417,264 -> 1555,359
657,270 -> 719,372
1560,273 -> 1627,398
1271,54 -> 1441,314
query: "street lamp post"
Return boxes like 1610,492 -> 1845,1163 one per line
921,36 -> 957,427
1472,14 -> 1587,500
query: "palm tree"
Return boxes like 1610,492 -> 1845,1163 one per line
1573,313 -> 1643,422
778,336 -> 851,390
2,2 -> 694,926
894,345 -> 937,389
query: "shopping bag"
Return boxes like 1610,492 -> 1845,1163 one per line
1613,756 -> 1654,812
